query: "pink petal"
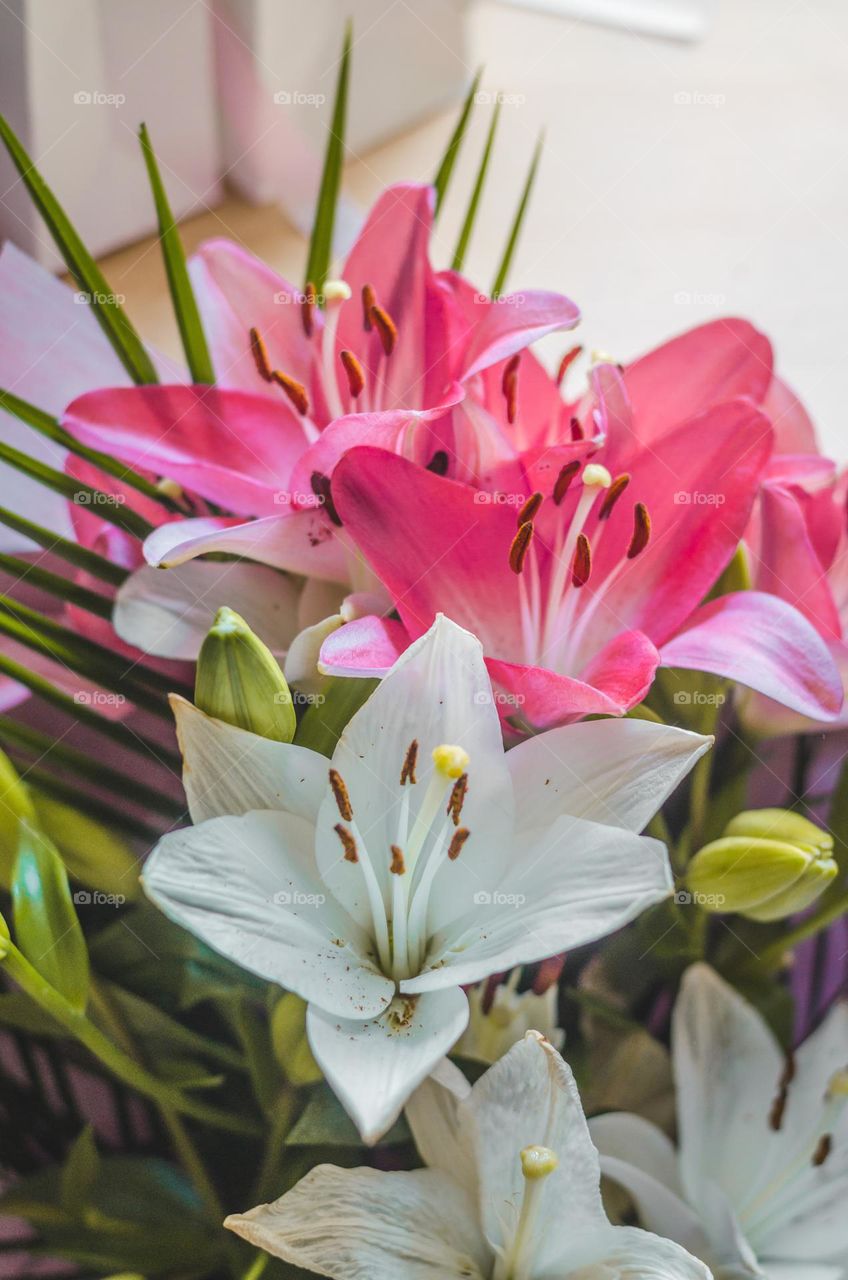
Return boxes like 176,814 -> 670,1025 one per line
458,290 -> 581,381
319,614 -> 411,677
143,510 -> 348,583
63,385 -> 313,516
755,484 -> 842,639
660,591 -> 843,720
623,318 -> 773,447
763,374 -> 819,455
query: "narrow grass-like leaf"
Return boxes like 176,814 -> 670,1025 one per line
451,100 -> 501,272
304,24 -> 351,292
12,823 -> 90,1012
19,769 -> 164,846
491,131 -> 543,298
433,68 -> 482,216
0,594 -> 187,715
0,113 -> 157,385
138,124 -> 214,385
0,650 -> 180,770
0,441 -> 154,542
0,388 -> 184,514
0,506 -> 127,587
0,716 -> 184,821
60,1126 -> 100,1215
0,553 -> 113,619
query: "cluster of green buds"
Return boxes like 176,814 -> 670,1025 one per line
194,607 -> 296,743
686,808 -> 837,921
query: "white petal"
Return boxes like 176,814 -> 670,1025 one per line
405,1059 -> 477,1192
557,1225 -> 712,1279
307,986 -> 469,1144
314,615 -> 513,935
766,1265 -> 844,1280
673,965 -> 783,1212
589,1112 -> 682,1193
462,1031 -> 608,1270
284,612 -> 343,690
507,718 -> 711,839
404,816 -> 672,993
225,1164 -> 489,1279
171,694 -> 327,824
114,561 -> 301,660
142,810 -> 393,1019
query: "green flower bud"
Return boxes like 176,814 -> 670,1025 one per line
0,748 -> 36,888
194,607 -> 296,743
687,808 -> 837,922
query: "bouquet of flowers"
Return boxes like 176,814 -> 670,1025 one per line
1,33 -> 846,1280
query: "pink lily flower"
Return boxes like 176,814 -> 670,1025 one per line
317,382 -> 842,729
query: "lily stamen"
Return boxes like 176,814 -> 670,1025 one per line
627,502 -> 651,558
301,281 -> 316,337
361,283 -> 376,331
496,1145 -> 559,1280
400,739 -> 419,786
447,773 -> 468,826
334,823 -> 358,863
553,460 -> 581,505
270,369 -> 310,416
340,349 -> 365,398
329,768 -> 353,821
556,344 -> 582,387
598,473 -> 631,520
571,532 -> 592,587
509,521 -> 534,575
502,353 -> 520,424
371,304 -> 398,356
249,326 -> 273,381
516,492 -> 543,527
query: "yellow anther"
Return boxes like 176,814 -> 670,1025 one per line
520,1145 -> 559,1180
432,744 -> 470,779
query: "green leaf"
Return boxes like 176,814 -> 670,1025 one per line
0,113 -> 158,385
287,1082 -> 410,1147
491,131 -> 543,298
138,124 -> 215,384
270,992 -> 322,1085
0,504 -> 127,587
104,982 -> 245,1072
28,789 -> 142,901
294,675 -> 378,756
0,990 -> 61,1035
450,99 -> 501,273
304,24 -> 351,291
433,68 -> 483,215
0,388 -> 183,513
11,823 -> 90,1011
0,439 -> 154,541
0,551 -> 113,619
60,1126 -> 100,1216
0,746 -> 36,886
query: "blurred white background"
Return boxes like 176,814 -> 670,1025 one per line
2,0 -> 846,458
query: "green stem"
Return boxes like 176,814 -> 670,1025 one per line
240,1252 -> 269,1280
253,1088 -> 299,1204
0,943 -> 258,1135
751,890 -> 848,972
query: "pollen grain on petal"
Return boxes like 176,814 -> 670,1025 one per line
516,491 -> 543,527
301,282 -> 317,337
448,827 -> 470,861
553,460 -> 581,505
329,768 -> 353,821
509,521 -> 534,574
270,369 -> 310,416
249,326 -> 273,382
627,502 -> 651,559
571,532 -> 592,587
334,823 -> 358,863
389,844 -> 406,875
598,473 -> 631,520
339,348 -> 365,398
400,739 -> 419,786
371,304 -> 398,356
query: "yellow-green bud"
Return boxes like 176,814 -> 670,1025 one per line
195,607 -> 296,743
0,909 -> 10,957
520,1145 -> 559,1179
0,748 -> 36,889
687,808 -> 837,922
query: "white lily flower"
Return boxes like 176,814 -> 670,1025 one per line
143,615 -> 710,1142
455,968 -> 566,1065
591,964 -> 848,1280
225,1030 -> 712,1280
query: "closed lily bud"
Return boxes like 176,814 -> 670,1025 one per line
687,808 -> 837,922
195,607 -> 296,743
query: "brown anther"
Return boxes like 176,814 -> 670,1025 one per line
553,460 -> 581,505
769,1084 -> 789,1131
447,827 -> 470,861
362,283 -> 376,332
813,1134 -> 832,1167
371,304 -> 398,356
389,845 -> 406,875
780,1053 -> 797,1089
339,349 -> 365,398
570,416 -> 584,441
426,450 -> 449,476
334,823 -> 358,863
509,521 -> 534,575
301,282 -> 317,338
516,492 -> 543,527
627,502 -> 651,559
271,369 -> 310,416
556,344 -> 583,387
249,327 -> 273,382
571,532 -> 592,587
400,740 -> 419,786
598,473 -> 631,521
328,769 -> 353,821
502,353 -> 520,425
310,471 -> 342,528
447,774 -> 468,826
532,953 -> 566,995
